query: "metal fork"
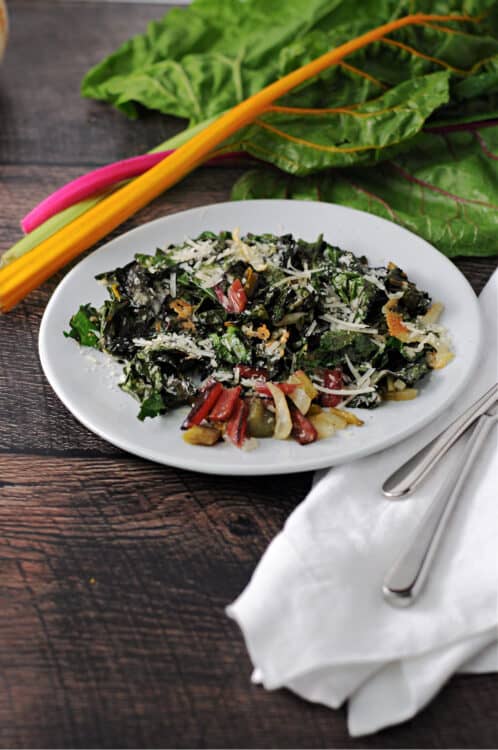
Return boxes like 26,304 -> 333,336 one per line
383,403 -> 498,607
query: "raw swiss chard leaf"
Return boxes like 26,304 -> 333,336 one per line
220,71 -> 450,173
82,0 -> 498,128
64,304 -> 100,347
82,0 -> 347,121
275,12 -> 498,125
231,125 -> 498,257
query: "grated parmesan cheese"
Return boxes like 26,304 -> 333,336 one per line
133,332 -> 216,364
321,313 -> 378,334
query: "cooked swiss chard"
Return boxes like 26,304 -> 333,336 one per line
65,230 -> 453,446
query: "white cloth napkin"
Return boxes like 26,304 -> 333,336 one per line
227,270 -> 498,736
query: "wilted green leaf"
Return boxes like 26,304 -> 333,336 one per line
138,392 -> 166,420
64,304 -> 100,347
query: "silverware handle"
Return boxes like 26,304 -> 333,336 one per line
382,414 -> 495,607
382,382 -> 498,498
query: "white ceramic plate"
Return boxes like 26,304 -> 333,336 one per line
39,200 -> 481,475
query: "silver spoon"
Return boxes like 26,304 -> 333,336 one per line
383,382 -> 498,499
383,403 -> 498,607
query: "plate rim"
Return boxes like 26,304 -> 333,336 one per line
39,199 -> 482,476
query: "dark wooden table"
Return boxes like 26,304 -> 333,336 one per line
1,2 -> 497,748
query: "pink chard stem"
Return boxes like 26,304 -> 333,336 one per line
22,150 -> 247,233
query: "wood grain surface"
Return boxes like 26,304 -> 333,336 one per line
1,2 -> 497,748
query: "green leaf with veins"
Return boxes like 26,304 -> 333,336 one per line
82,0 -> 498,127
232,126 -> 498,257
82,0 -> 498,123
220,72 -> 451,174
80,0 -> 498,257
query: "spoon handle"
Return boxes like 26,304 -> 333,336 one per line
383,412 -> 497,607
